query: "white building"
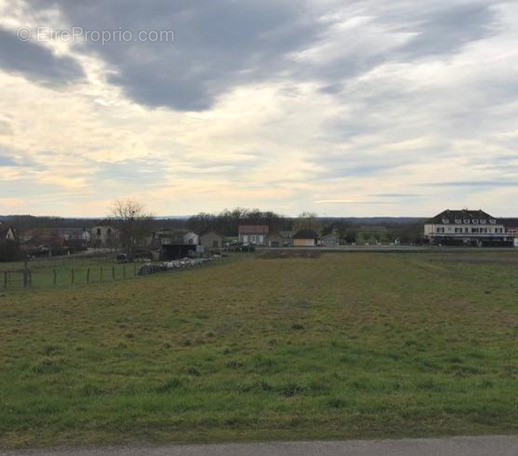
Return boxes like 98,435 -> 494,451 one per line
183,232 -> 199,245
238,225 -> 269,246
424,209 -> 511,246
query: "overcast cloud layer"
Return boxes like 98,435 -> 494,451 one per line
0,0 -> 517,217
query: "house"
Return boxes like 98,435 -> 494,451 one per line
91,224 -> 117,248
0,224 -> 17,242
60,228 -> 90,249
320,232 -> 339,247
293,229 -> 319,247
500,218 -> 518,247
199,231 -> 223,250
238,225 -> 269,246
268,232 -> 284,247
269,230 -> 295,247
424,209 -> 510,246
183,231 -> 199,245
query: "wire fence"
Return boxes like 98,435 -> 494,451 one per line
1,263 -> 139,291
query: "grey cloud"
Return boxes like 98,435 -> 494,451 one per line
396,2 -> 498,59
25,0 -> 502,111
0,26 -> 84,84
422,180 -> 518,187
30,0 -> 317,110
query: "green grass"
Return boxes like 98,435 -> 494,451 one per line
0,256 -> 139,290
0,252 -> 517,448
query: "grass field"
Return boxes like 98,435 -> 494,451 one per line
0,255 -> 138,290
0,251 -> 516,448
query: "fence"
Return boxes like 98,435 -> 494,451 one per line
1,263 -> 139,291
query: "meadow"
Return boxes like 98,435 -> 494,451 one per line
0,251 -> 516,448
0,255 -> 138,290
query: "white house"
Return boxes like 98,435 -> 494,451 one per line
238,225 -> 269,246
183,232 -> 199,245
424,209 -> 510,246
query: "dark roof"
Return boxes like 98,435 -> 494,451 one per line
293,229 -> 319,239
500,218 -> 518,228
426,209 -> 496,224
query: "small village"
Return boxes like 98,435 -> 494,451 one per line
2,208 -> 518,265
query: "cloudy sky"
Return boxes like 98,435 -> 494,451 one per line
0,0 -> 517,217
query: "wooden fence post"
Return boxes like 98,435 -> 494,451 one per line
71,268 -> 75,285
100,267 -> 103,283
3,271 -> 7,289
123,265 -> 126,279
53,269 -> 57,286
86,268 -> 90,284
112,266 -> 115,281
134,263 -> 137,277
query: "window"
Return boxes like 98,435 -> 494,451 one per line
436,227 -> 445,233
212,240 -> 219,248
455,228 -> 462,233
480,219 -> 487,224
455,219 -> 461,224
465,227 -> 469,233
472,219 -> 479,224
490,219 -> 496,224
463,219 -> 470,224
442,218 -> 450,224
96,228 -> 101,236
472,227 -> 479,233
107,229 -> 112,236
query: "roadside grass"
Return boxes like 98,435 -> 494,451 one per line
0,252 -> 516,448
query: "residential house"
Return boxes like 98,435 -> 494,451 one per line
268,232 -> 284,247
500,218 -> 518,247
238,225 -> 269,246
269,230 -> 295,247
293,229 -> 319,247
0,224 -> 16,242
199,231 -> 224,250
0,224 -> 19,261
91,224 -> 117,249
320,232 -> 339,247
183,231 -> 199,245
61,228 -> 90,249
424,209 -> 510,246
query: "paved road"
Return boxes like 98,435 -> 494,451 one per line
2,436 -> 517,456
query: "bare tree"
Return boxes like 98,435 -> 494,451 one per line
109,199 -> 154,261
293,212 -> 323,234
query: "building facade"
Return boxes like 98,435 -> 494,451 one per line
293,229 -> 318,247
424,209 -> 511,246
199,231 -> 223,250
91,225 -> 117,248
238,225 -> 269,246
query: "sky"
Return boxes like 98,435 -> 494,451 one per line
0,0 -> 517,218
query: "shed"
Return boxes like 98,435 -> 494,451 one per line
293,229 -> 318,247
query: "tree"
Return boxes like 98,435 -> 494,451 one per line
293,212 -> 323,234
109,199 -> 154,261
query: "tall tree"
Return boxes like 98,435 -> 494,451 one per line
109,199 -> 154,260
